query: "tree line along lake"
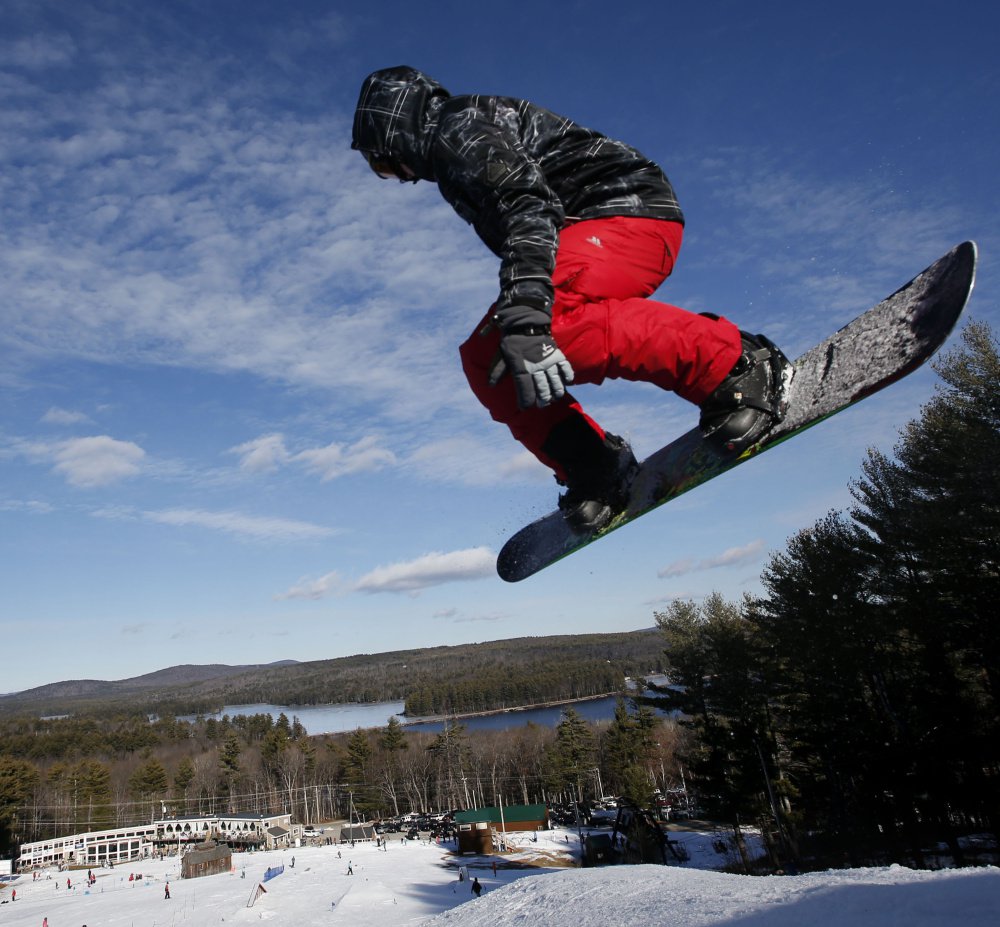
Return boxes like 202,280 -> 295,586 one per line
187,680 -> 670,735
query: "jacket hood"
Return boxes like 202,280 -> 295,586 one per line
351,66 -> 450,180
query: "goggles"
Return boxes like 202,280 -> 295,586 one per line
362,150 -> 416,183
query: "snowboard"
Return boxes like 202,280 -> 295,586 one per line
497,240 -> 978,583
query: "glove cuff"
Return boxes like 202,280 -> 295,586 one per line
493,303 -> 552,333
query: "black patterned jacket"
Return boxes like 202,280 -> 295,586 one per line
352,66 -> 684,315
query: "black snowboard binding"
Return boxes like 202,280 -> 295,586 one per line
543,418 -> 639,534
699,331 -> 794,455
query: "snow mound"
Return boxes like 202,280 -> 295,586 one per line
428,863 -> 1000,927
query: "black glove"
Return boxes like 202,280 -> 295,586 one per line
487,305 -> 575,409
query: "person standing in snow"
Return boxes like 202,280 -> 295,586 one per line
352,67 -> 790,532
471,877 -> 482,897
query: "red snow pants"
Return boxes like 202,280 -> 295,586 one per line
459,217 -> 742,480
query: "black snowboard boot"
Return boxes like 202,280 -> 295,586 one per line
699,331 -> 793,454
542,416 -> 639,534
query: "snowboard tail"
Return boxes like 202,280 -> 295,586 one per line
497,241 -> 978,582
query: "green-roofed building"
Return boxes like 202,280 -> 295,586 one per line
453,804 -> 548,854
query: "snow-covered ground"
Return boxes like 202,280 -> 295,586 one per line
0,826 -> 996,927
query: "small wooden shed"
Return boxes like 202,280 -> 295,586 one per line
339,824 -> 376,844
181,841 -> 232,879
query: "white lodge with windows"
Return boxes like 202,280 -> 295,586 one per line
16,812 -> 294,871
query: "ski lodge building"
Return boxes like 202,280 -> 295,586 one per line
15,811 -> 294,872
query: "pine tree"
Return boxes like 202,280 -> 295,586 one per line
543,708 -> 597,802
427,723 -> 471,810
847,320 -> 1000,856
74,760 -> 113,830
756,512 -> 902,863
0,757 -> 39,856
343,728 -> 378,818
377,716 -> 409,816
601,699 -> 659,809
173,756 -> 195,806
649,594 -> 790,863
218,733 -> 242,805
129,759 -> 168,800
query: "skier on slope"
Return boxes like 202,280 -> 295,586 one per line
352,67 -> 790,533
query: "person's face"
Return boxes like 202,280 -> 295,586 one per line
363,150 -> 416,182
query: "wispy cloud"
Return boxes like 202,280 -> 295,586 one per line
0,499 -> 55,515
658,539 -> 766,579
3,32 -> 77,70
292,436 -> 397,481
143,508 -> 334,542
408,437 -> 547,486
276,571 -> 344,601
92,505 -> 334,542
229,434 -> 290,474
120,623 -> 150,636
0,47 -> 494,434
42,407 -> 93,425
686,148 -> 971,357
451,613 -> 505,625
230,434 -> 397,481
280,546 -> 497,599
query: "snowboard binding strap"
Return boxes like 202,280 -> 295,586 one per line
700,333 -> 795,453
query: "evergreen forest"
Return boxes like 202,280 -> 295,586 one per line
648,322 -> 999,868
1,321 -> 996,873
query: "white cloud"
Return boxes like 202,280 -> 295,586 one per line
42,407 -> 92,425
2,33 -> 77,70
276,547 -> 497,601
230,434 -> 291,474
292,436 -> 397,481
276,571 -> 344,601
451,613 -> 505,625
409,437 -> 547,487
144,508 -> 334,542
230,434 -> 397,481
0,499 -> 55,514
51,436 -> 145,487
354,547 -> 497,595
0,59 -> 493,433
658,558 -> 696,579
658,540 -> 766,579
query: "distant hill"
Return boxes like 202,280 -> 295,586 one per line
0,631 -> 664,719
5,661 -> 301,703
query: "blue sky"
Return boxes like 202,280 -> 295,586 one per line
1,0 -> 997,693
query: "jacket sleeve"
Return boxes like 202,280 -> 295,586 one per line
434,114 -> 565,315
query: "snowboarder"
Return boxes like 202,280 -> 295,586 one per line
471,877 -> 482,897
352,66 -> 789,532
